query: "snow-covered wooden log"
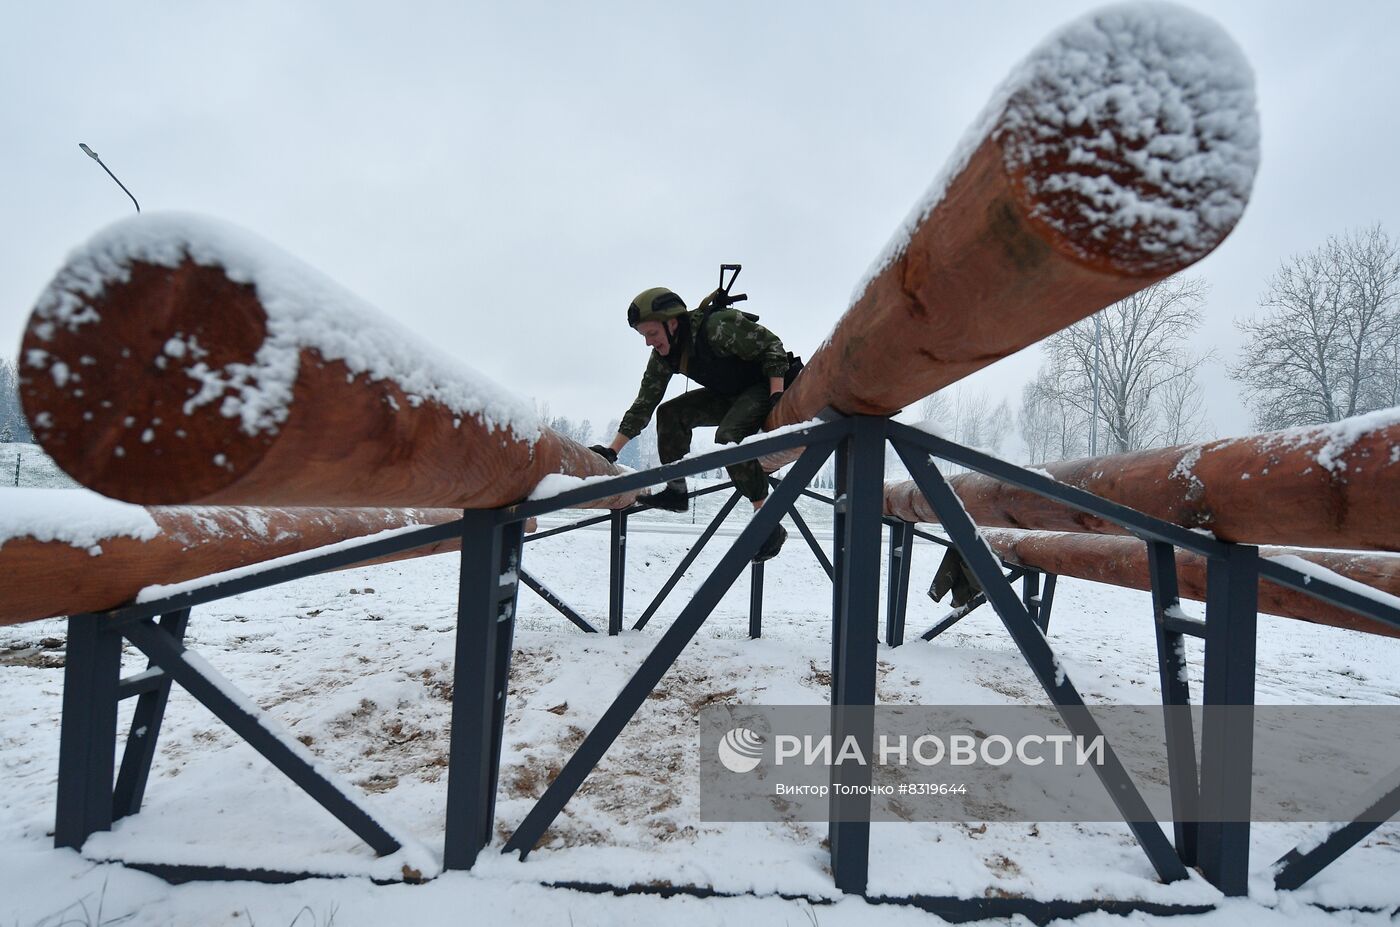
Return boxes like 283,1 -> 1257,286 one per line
18,217 -> 639,509
19,5 -> 1256,510
979,528 -> 1400,639
766,4 -> 1259,437
0,492 -> 461,625
884,409 -> 1400,552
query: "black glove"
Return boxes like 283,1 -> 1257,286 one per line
768,390 -> 784,411
589,444 -> 618,463
929,547 -> 983,609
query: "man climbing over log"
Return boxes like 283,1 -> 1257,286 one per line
590,279 -> 800,563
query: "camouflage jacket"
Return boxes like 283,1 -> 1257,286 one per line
619,308 -> 790,438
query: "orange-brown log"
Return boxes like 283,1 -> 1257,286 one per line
19,7 -> 1256,511
882,412 -> 1400,552
19,246 -> 639,510
763,6 -> 1259,452
0,506 -> 463,626
976,528 -> 1400,640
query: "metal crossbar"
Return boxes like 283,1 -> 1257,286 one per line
502,421 -> 846,522
99,519 -> 468,626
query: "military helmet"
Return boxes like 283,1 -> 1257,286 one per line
627,287 -> 687,327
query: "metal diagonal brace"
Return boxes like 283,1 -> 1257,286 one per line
634,490 -> 744,631
892,439 -> 1189,884
113,609 -> 191,820
1273,765 -> 1400,891
769,476 -> 834,579
519,568 -> 597,633
502,440 -> 836,858
122,618 -> 402,857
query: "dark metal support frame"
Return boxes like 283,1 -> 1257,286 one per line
502,436 -> 838,858
46,413 -> 1400,900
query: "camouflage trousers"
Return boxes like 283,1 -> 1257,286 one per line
656,384 -> 770,502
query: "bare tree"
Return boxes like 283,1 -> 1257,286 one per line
984,398 -> 1011,454
916,392 -> 951,432
1373,341 -> 1400,410
1046,276 -> 1211,453
1017,363 -> 1090,464
913,387 -> 1012,474
1232,225 -> 1400,429
1155,371 -> 1209,446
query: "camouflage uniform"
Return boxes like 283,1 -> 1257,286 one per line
619,307 -> 791,502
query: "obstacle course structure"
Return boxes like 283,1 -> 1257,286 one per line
5,1 -> 1400,915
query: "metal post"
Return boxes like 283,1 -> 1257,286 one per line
608,510 -> 627,636
55,613 -> 122,849
1021,571 -> 1042,628
829,416 -> 886,895
884,521 -> 914,647
445,512 -> 524,869
113,608 -> 191,820
749,562 -> 764,639
1146,542 -> 1198,866
1197,545 -> 1258,896
1037,574 -> 1058,632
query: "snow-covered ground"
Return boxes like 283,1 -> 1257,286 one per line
3,503 -> 1400,926
0,442 -> 78,489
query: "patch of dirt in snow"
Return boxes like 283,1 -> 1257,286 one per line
0,636 -> 66,668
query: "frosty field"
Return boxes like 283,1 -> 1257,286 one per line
3,505 -> 1399,926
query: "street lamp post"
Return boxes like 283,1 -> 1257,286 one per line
78,143 -> 140,213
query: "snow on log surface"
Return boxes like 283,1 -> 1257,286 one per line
767,2 -> 1258,433
0,494 -> 461,625
884,408 -> 1400,552
19,213 -> 638,509
19,5 -> 1257,511
980,528 -> 1400,639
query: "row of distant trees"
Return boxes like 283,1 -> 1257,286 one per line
1009,224 -> 1398,463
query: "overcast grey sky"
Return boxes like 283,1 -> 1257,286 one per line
3,1 -> 1398,453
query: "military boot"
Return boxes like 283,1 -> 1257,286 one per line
642,478 -> 689,513
753,523 -> 787,563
